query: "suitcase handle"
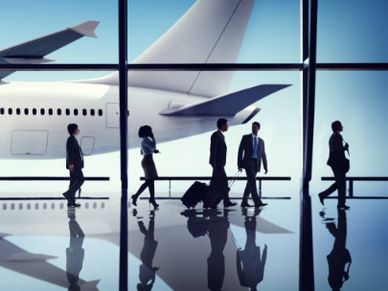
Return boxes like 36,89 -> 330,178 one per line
228,170 -> 242,188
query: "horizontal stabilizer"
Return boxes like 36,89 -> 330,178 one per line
160,84 -> 290,116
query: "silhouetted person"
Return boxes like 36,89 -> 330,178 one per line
236,208 -> 267,291
322,209 -> 351,290
207,118 -> 236,208
131,125 -> 160,210
181,208 -> 230,291
137,211 -> 159,291
237,122 -> 268,208
66,209 -> 85,291
63,123 -> 84,207
318,120 -> 350,210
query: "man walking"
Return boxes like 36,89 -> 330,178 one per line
237,121 -> 268,208
207,118 -> 236,208
63,123 -> 84,207
318,120 -> 350,210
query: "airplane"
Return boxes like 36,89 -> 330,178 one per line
0,0 -> 290,159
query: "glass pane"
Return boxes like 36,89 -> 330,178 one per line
312,71 -> 388,196
128,0 -> 300,63
0,0 -> 118,64
318,0 -> 388,62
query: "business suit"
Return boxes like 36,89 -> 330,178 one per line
64,135 -> 84,203
320,132 -> 348,207
208,130 -> 229,206
238,134 -> 267,204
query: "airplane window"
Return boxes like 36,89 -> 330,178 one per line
90,109 -> 95,116
8,108 -> 12,115
24,108 -> 29,115
40,108 -> 45,115
98,109 -> 103,116
48,108 -> 53,115
82,109 -> 87,116
32,108 -> 37,115
19,203 -> 23,210
16,108 -> 21,115
74,109 -> 79,116
57,108 -> 62,115
66,109 -> 70,116
2,204 -> 6,210
0,108 -> 4,114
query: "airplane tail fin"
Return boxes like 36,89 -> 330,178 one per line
160,84 -> 290,116
102,0 -> 255,97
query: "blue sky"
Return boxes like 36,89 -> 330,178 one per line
1,0 -> 388,196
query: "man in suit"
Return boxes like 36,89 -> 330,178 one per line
63,123 -> 84,207
237,122 -> 268,208
318,120 -> 350,210
208,118 -> 236,208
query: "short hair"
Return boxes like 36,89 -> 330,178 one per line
252,121 -> 261,128
217,118 -> 228,129
331,120 -> 342,132
67,123 -> 78,135
138,125 -> 153,138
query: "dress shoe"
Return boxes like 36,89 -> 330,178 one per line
254,202 -> 268,207
223,201 -> 237,208
149,200 -> 159,209
337,205 -> 350,210
241,201 -> 253,208
318,192 -> 325,205
68,202 -> 81,208
131,194 -> 138,206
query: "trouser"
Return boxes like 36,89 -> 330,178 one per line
134,179 -> 155,201
242,159 -> 262,204
65,168 -> 85,202
321,167 -> 346,207
210,166 -> 230,203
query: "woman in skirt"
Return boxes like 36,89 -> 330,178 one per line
131,125 -> 160,209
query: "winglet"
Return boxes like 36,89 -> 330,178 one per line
70,21 -> 99,38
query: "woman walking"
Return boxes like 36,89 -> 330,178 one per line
131,125 -> 160,209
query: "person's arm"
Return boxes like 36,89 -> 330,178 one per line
261,139 -> 268,173
237,136 -> 244,170
210,133 -> 218,168
67,137 -> 78,171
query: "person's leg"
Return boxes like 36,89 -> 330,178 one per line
69,169 -> 84,204
334,170 -> 347,207
245,161 -> 262,204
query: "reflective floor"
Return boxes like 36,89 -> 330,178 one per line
1,193 -> 387,290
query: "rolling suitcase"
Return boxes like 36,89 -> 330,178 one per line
181,181 -> 208,208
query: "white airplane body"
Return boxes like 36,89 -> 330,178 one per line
0,0 -> 289,159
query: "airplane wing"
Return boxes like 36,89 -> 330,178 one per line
160,84 -> 290,116
0,21 -> 99,80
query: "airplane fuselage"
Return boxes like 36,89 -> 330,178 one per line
0,81 -> 254,159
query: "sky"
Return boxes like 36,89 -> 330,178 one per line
1,0 -> 388,197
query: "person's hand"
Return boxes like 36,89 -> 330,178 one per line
344,143 -> 349,150
238,168 -> 243,172
69,164 -> 74,172
154,149 -> 160,154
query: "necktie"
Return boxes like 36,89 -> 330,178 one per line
253,136 -> 258,159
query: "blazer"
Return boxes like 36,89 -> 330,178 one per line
327,132 -> 347,170
209,130 -> 227,168
237,134 -> 267,172
66,135 -> 84,169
